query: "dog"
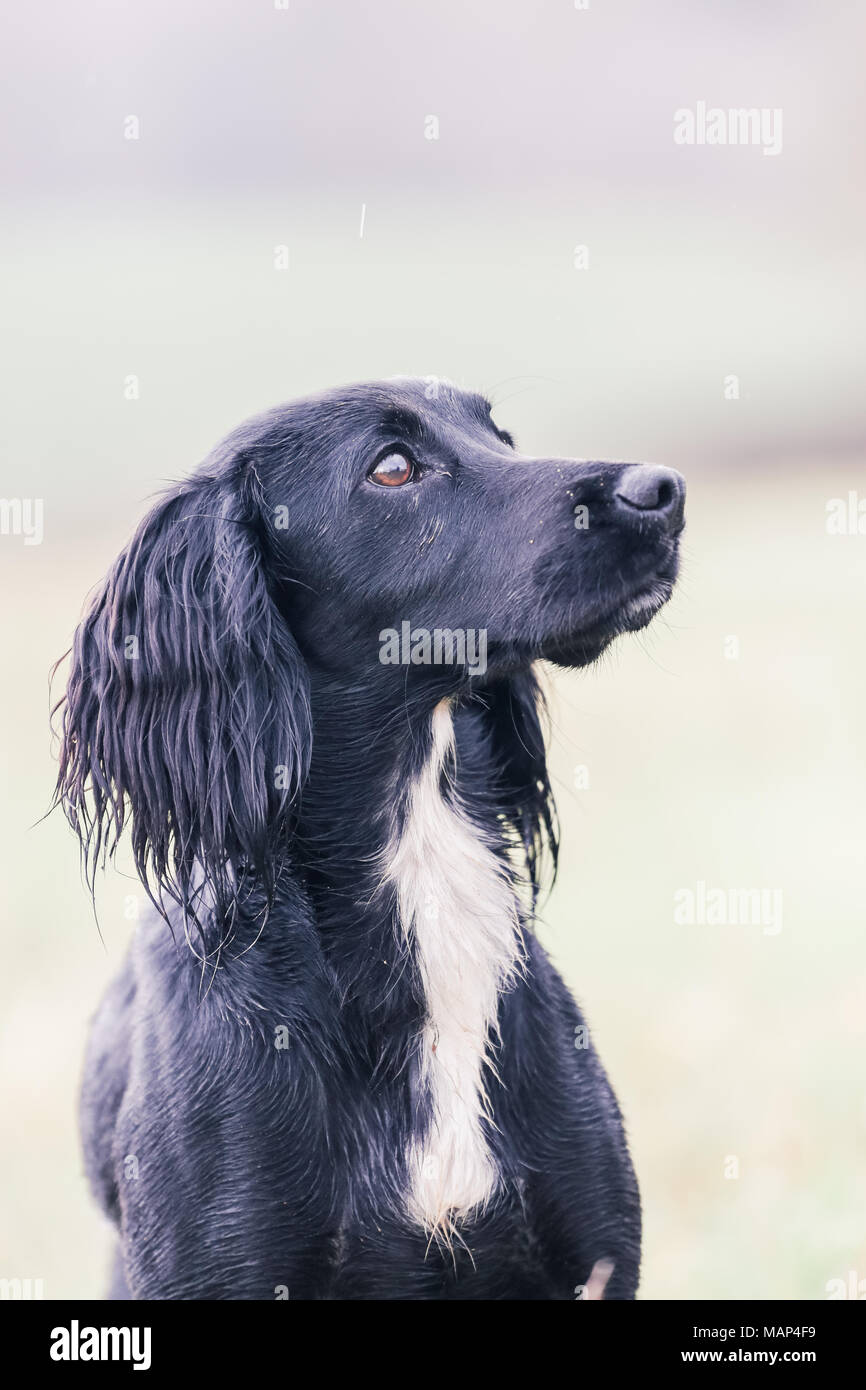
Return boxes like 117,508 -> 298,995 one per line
54,378 -> 685,1300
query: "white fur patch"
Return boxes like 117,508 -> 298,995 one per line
383,699 -> 524,1233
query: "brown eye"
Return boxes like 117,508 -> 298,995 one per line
368,452 -> 415,487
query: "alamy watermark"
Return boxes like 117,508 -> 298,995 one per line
0,497 -> 43,545
0,1277 -> 44,1299
50,1322 -> 151,1371
826,1270 -> 866,1300
826,492 -> 866,536
379,622 -> 487,676
674,880 -> 783,936
674,102 -> 783,157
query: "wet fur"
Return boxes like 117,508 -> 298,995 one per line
53,379 -> 683,1300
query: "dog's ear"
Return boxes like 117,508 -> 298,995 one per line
481,669 -> 559,903
52,461 -> 311,939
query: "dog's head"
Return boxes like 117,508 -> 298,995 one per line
54,379 -> 684,929
248,377 -> 684,677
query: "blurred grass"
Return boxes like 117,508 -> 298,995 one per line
1,462 -> 865,1298
541,463 -> 866,1298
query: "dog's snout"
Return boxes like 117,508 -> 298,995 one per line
615,465 -> 685,530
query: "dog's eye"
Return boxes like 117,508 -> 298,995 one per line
368,452 -> 416,487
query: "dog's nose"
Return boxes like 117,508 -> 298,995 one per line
614,465 -> 685,530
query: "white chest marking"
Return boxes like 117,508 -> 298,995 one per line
384,700 -> 524,1233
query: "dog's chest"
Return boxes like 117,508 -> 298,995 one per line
383,702 -> 523,1233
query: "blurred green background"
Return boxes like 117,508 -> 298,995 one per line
1,0 -> 865,1299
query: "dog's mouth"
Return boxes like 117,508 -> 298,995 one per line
608,575 -> 675,631
538,566 -> 678,669
478,569 -> 677,677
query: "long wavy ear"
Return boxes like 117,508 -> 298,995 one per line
480,668 -> 559,905
52,460 -> 311,943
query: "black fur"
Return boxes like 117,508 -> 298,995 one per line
54,378 -> 685,1300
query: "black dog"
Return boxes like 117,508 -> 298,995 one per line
54,378 -> 684,1300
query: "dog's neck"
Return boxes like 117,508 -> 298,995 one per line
296,671 -> 524,1232
295,668 -> 503,867
294,670 -> 433,884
